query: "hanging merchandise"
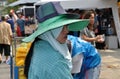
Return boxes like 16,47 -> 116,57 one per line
106,24 -> 114,36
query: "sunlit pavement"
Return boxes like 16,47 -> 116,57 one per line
0,63 -> 10,79
99,49 -> 120,79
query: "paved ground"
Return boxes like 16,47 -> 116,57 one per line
0,63 -> 10,79
99,49 -> 120,79
0,49 -> 120,79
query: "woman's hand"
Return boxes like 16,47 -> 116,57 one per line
95,35 -> 104,43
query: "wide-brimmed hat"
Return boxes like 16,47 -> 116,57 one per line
22,2 -> 89,42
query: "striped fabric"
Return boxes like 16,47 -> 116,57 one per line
28,40 -> 73,79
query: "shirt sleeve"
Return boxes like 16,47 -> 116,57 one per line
80,28 -> 86,35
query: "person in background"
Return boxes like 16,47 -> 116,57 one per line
5,14 -> 15,33
80,10 -> 104,47
10,10 -> 25,36
23,2 -> 89,79
67,35 -> 101,79
67,35 -> 84,76
0,16 -> 12,64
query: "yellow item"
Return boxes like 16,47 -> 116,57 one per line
27,42 -> 32,48
16,52 -> 27,57
15,42 -> 32,66
16,47 -> 28,53
16,59 -> 24,66
19,68 -> 26,79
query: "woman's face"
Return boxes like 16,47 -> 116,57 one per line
56,25 -> 69,44
89,13 -> 95,25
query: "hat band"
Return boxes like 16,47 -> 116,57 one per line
37,11 -> 60,23
40,15 -> 64,27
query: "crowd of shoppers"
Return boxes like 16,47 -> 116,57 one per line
0,9 -> 35,64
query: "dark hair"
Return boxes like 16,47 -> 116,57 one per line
83,10 -> 94,19
83,10 -> 95,29
1,16 -> 6,21
24,37 -> 40,78
9,14 -> 12,18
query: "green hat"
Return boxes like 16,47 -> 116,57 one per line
22,2 -> 89,42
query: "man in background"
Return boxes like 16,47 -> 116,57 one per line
0,16 -> 12,64
5,14 -> 15,33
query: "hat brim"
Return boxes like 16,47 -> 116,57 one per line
22,14 -> 89,42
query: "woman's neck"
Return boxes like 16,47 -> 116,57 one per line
88,25 -> 94,31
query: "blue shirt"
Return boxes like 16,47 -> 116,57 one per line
16,19 -> 25,32
67,35 -> 101,69
7,19 -> 14,33
67,35 -> 85,57
28,40 -> 73,79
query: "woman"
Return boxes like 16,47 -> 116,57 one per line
23,2 -> 89,79
80,10 -> 104,47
